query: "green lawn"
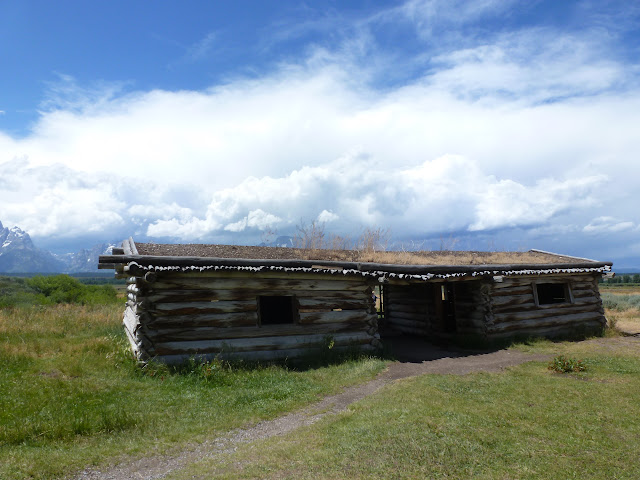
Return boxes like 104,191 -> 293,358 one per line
3,275 -> 639,479
169,337 -> 640,479
0,303 -> 385,479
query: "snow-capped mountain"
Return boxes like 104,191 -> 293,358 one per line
56,244 -> 116,273
0,221 -> 64,273
0,221 -> 116,273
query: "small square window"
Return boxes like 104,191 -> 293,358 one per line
258,296 -> 296,325
535,283 -> 570,305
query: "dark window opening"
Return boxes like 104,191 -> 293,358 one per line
259,296 -> 295,325
536,283 -> 569,305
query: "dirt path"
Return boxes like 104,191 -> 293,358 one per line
73,341 -> 557,480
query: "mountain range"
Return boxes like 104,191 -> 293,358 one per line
0,221 -> 114,273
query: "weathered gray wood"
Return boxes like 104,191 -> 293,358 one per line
153,332 -> 373,355
489,311 -> 605,332
488,314 -> 605,334
164,270 -> 368,282
150,300 -> 257,315
572,289 -> 598,299
488,320 -> 604,339
299,311 -> 373,325
493,301 -> 602,323
123,306 -> 140,338
143,289 -> 257,303
153,277 -> 369,292
147,322 -> 367,342
123,322 -> 141,356
144,271 -> 158,283
129,237 -> 139,255
297,297 -> 368,310
491,294 -> 535,308
493,296 -> 600,315
147,312 -> 258,328
155,344 -> 378,365
122,239 -> 133,256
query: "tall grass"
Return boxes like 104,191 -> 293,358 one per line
601,292 -> 640,311
0,303 -> 385,479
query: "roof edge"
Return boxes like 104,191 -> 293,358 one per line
98,253 -> 612,275
528,248 -> 600,263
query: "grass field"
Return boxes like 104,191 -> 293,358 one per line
1,276 -> 639,479
169,338 -> 640,480
0,300 -> 385,479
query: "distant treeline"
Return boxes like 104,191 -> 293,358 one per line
0,275 -> 120,308
600,273 -> 640,284
1,271 -> 124,285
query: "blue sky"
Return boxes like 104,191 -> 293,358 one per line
1,0 -> 639,268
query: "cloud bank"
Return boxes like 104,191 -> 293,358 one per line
0,0 -> 638,264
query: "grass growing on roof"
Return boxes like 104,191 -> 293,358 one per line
0,303 -> 386,480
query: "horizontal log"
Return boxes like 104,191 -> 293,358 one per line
153,278 -> 369,292
493,301 -> 602,323
489,311 -> 605,333
152,344 -> 378,365
298,311 -> 374,325
487,320 -> 604,339
150,300 -> 257,315
491,294 -> 535,308
147,312 -> 258,328
163,270 -> 371,282
493,296 -> 601,315
492,273 -> 597,287
147,322 -> 368,342
142,288 -> 370,303
298,297 -> 368,311
142,289 -> 254,303
572,289 -> 597,298
153,331 -> 373,355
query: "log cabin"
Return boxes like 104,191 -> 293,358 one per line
99,238 -> 612,364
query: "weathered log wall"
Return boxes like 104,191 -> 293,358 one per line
450,281 -> 486,336
485,274 -> 605,339
384,281 -> 486,338
384,284 -> 432,336
123,270 -> 380,363
382,274 -> 604,342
